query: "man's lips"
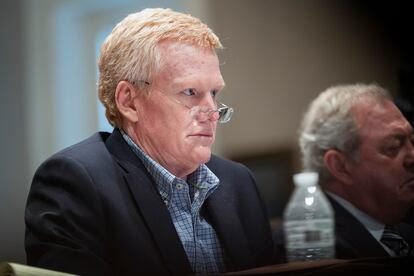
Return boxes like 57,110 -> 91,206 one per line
404,177 -> 414,186
188,131 -> 214,137
190,133 -> 213,137
187,132 -> 215,144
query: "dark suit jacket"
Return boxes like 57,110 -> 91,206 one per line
327,194 -> 414,259
25,129 -> 274,275
273,193 -> 414,262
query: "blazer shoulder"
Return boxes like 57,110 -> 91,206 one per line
206,155 -> 257,195
47,132 -> 111,163
34,132 -> 116,183
207,154 -> 250,173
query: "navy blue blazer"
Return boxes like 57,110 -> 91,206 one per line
25,129 -> 274,275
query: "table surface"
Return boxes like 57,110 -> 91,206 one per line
226,256 -> 414,275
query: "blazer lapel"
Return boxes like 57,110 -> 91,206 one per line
105,129 -> 192,275
396,223 -> 414,249
327,195 -> 389,258
205,184 -> 256,271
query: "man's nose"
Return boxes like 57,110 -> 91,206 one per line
404,144 -> 414,172
199,94 -> 219,121
201,93 -> 218,109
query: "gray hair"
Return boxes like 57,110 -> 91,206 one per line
299,83 -> 391,182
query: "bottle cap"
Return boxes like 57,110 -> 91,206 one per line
293,171 -> 318,186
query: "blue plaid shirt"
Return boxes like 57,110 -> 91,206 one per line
121,131 -> 226,273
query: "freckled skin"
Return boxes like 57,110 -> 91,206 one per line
128,41 -> 225,179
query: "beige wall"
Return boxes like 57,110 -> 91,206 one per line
209,0 -> 398,162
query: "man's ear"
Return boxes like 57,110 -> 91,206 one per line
324,149 -> 353,185
115,81 -> 139,123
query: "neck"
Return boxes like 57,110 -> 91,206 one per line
325,184 -> 407,225
121,125 -> 197,179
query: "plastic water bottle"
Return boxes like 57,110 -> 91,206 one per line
283,171 -> 335,262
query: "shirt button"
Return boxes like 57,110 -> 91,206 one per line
163,200 -> 169,206
176,183 -> 183,190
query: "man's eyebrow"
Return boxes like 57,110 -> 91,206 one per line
382,131 -> 413,143
381,131 -> 404,141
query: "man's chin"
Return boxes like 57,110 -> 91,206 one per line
192,147 -> 212,164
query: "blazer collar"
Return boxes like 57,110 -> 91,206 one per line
327,194 -> 389,257
105,129 -> 192,275
204,176 -> 256,271
104,129 -> 257,272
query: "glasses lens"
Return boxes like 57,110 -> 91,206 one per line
218,106 -> 234,123
188,104 -> 233,123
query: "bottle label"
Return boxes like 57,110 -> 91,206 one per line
284,219 -> 334,249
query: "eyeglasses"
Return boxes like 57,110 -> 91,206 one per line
169,97 -> 234,124
131,80 -> 234,123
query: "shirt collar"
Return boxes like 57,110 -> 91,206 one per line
120,129 -> 220,201
327,192 -> 385,241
